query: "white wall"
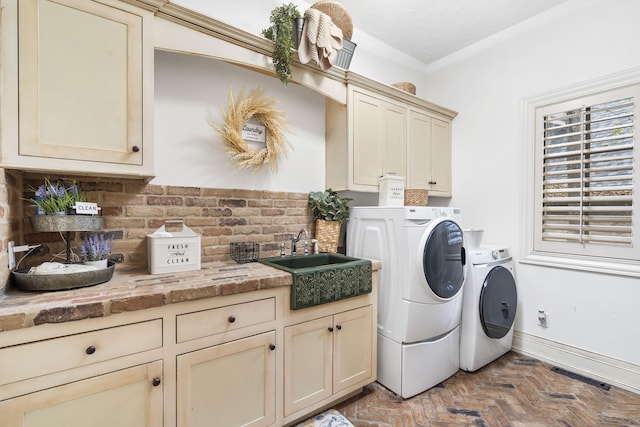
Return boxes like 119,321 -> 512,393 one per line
424,0 -> 640,388
173,0 -> 430,95
153,50 -> 325,191
153,2 -> 431,191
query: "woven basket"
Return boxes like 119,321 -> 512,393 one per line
391,82 -> 416,95
310,1 -> 353,40
315,219 -> 341,253
404,189 -> 428,206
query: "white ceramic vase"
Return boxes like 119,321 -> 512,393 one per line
84,259 -> 108,269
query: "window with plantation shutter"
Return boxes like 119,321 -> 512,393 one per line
533,84 -> 640,261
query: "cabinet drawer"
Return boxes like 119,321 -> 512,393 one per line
0,319 -> 162,385
177,298 -> 276,343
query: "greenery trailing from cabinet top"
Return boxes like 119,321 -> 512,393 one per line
261,3 -> 301,86
308,189 -> 352,223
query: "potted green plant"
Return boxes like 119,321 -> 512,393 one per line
28,177 -> 87,215
308,188 -> 352,253
79,232 -> 113,268
261,3 -> 301,86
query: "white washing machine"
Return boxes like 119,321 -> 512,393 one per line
347,206 -> 467,398
460,245 -> 517,372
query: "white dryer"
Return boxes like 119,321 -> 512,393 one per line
347,206 -> 467,398
460,245 -> 517,372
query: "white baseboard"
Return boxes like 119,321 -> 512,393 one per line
512,331 -> 640,394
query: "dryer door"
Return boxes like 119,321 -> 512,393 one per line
479,266 -> 517,339
422,219 -> 466,299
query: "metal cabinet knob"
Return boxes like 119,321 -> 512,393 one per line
152,377 -> 161,387
269,344 -> 276,351
132,146 -> 140,153
328,327 -> 334,332
228,315 -> 236,323
336,324 -> 342,330
85,345 -> 96,355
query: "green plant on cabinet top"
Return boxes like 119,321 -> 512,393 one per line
261,3 -> 301,86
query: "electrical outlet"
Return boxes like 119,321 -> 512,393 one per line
537,309 -> 548,328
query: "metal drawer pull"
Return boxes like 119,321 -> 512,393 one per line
152,377 -> 161,387
228,315 -> 236,323
85,345 -> 96,355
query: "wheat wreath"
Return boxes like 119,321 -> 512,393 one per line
212,87 -> 291,172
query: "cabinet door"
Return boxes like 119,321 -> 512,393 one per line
408,111 -> 452,196
284,316 -> 333,416
176,331 -> 276,427
352,91 -> 383,187
408,110 -> 432,189
14,0 -> 153,176
430,118 -> 452,195
0,361 -> 163,427
382,103 -> 406,178
333,306 -> 373,393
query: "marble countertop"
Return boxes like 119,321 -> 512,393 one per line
0,261 -> 293,332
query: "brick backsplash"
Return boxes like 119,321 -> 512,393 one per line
3,172 -> 315,291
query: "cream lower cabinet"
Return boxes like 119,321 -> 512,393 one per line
0,318 -> 164,426
408,111 -> 452,197
284,305 -> 373,421
0,281 -> 377,427
176,331 -> 277,427
0,361 -> 163,427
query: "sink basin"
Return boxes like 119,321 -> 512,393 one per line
260,253 -> 372,310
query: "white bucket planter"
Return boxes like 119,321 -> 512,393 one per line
84,259 -> 108,269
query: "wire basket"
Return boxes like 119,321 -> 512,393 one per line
230,242 -> 260,263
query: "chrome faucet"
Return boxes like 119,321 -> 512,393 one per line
291,228 -> 309,256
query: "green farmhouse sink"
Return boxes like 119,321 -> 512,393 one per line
260,253 -> 372,310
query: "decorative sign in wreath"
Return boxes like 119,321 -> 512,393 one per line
212,87 -> 291,172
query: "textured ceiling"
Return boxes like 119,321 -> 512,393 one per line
175,0 -> 569,65
336,0 -> 569,64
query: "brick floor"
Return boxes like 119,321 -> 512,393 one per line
334,352 -> 640,426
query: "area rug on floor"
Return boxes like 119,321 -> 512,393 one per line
295,409 -> 354,427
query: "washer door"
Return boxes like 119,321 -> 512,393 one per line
422,219 -> 466,299
479,266 -> 517,339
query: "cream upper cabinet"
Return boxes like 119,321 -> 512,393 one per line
408,111 -> 452,197
0,0 -> 154,178
326,83 -> 456,196
328,87 -> 406,192
352,90 -> 406,188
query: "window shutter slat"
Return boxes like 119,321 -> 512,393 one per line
541,95 -> 635,247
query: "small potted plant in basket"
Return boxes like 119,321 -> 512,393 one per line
28,177 -> 87,215
308,188 -> 352,253
79,232 -> 113,269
